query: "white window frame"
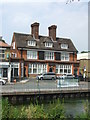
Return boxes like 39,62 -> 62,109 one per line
0,50 -> 5,59
28,63 -> 47,74
45,51 -> 54,60
61,52 -> 69,61
61,44 -> 68,49
28,40 -> 36,46
11,63 -> 19,77
56,64 -> 72,74
12,52 -> 17,58
27,50 -> 37,59
45,42 -> 53,48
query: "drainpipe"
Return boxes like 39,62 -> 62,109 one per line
73,52 -> 74,61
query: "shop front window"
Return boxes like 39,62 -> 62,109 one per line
56,64 -> 72,74
3,68 -> 7,77
28,63 -> 47,74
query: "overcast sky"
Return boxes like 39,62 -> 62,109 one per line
0,0 -> 89,52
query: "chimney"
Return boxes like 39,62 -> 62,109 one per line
31,22 -> 39,39
48,25 -> 57,41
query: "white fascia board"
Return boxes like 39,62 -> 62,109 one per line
18,48 -> 74,53
0,62 -> 9,65
0,48 -> 6,50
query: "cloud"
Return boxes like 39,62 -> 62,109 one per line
0,0 -> 89,3
1,2 -> 88,52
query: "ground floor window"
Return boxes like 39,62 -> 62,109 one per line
11,63 -> 19,77
0,68 -> 8,77
28,63 -> 47,74
56,64 -> 72,74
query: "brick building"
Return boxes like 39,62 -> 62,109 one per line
77,52 -> 90,78
10,22 -> 79,79
0,37 -> 11,81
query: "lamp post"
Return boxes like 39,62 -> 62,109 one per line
37,79 -> 40,99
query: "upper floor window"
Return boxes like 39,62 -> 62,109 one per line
0,50 -> 5,59
61,44 -> 68,49
61,52 -> 69,61
28,40 -> 36,46
27,50 -> 37,59
45,42 -> 53,48
12,52 -> 17,58
45,51 -> 54,60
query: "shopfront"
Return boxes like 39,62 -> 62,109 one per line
0,62 -> 9,80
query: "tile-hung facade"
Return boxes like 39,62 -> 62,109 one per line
11,22 -> 79,79
0,37 -> 11,81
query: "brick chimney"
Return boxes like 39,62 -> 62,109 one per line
48,25 -> 57,41
31,22 -> 39,39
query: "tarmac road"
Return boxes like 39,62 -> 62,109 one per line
0,78 -> 90,93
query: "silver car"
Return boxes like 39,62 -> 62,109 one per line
37,72 -> 56,80
0,78 -> 6,85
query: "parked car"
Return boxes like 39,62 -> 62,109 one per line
57,74 -> 75,79
58,74 -> 67,79
37,72 -> 56,80
66,74 -> 75,79
0,78 -> 6,85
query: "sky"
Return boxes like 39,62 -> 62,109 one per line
0,0 -> 89,52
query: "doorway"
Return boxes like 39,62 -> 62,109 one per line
74,68 -> 77,77
49,67 -> 53,72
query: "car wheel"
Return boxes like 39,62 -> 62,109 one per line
0,82 -> 3,85
41,77 -> 43,80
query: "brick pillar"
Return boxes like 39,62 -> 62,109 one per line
47,63 -> 49,72
72,64 -> 74,75
19,62 -> 21,79
26,63 -> 28,77
77,67 -> 79,75
53,66 -> 56,73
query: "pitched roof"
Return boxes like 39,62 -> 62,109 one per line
13,32 -> 78,52
0,39 -> 10,47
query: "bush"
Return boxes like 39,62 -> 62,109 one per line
1,98 -> 65,119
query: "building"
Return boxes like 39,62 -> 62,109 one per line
0,37 -> 11,81
77,52 -> 90,78
10,22 -> 79,80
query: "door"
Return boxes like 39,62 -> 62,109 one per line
49,67 -> 53,72
24,67 -> 26,77
74,68 -> 77,77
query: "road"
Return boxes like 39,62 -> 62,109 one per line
0,78 -> 90,93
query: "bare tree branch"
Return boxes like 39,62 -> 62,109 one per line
66,0 -> 80,4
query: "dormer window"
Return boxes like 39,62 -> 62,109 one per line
28,40 -> 36,46
61,44 -> 68,49
45,42 -> 53,47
